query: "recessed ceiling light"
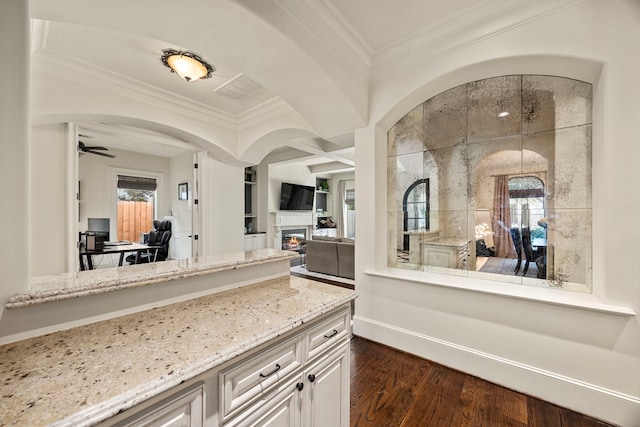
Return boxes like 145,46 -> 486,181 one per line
497,111 -> 510,118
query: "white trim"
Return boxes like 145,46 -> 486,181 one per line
65,123 -> 79,273
353,315 -> 640,427
365,268 -> 635,316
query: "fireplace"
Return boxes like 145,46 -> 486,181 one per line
282,228 -> 306,251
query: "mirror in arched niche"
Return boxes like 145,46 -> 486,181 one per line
387,75 -> 592,292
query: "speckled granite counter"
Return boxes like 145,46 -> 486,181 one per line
6,249 -> 295,309
0,275 -> 356,426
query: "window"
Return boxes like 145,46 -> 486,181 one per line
402,179 -> 429,250
387,75 -> 592,291
509,176 -> 545,239
116,174 -> 157,242
344,187 -> 355,239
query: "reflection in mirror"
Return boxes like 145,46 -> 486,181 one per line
387,75 -> 592,291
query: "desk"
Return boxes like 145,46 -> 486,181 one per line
79,243 -> 152,271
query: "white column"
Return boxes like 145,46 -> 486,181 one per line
0,1 -> 30,297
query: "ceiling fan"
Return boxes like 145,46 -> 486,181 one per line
78,140 -> 116,158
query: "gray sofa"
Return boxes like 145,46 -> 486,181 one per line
304,236 -> 354,279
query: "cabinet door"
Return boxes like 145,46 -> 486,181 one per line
224,376 -> 302,427
114,384 -> 204,427
219,335 -> 303,422
244,235 -> 265,251
253,235 -> 265,250
303,342 -> 350,427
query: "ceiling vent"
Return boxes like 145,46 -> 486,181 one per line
214,73 -> 262,100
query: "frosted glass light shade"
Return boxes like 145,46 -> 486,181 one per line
161,49 -> 214,82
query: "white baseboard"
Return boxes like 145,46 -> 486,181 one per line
353,315 -> 640,427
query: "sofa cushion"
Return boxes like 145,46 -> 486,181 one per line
336,242 -> 355,279
340,238 -> 355,244
312,235 -> 340,242
304,240 -> 339,276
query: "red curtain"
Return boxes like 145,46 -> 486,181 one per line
492,176 -> 516,258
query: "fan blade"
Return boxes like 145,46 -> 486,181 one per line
84,146 -> 109,151
87,150 -> 116,158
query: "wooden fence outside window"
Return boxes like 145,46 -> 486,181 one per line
117,201 -> 154,242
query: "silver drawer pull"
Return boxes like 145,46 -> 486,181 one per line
323,329 -> 338,339
259,363 -> 281,378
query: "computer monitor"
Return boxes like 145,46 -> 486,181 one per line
87,217 -> 110,241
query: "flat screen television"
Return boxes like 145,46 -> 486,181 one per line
279,182 -> 315,211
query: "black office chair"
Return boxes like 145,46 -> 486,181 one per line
510,227 -> 523,274
127,220 -> 172,264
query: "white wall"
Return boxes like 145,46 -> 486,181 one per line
31,124 -> 68,276
354,2 -> 640,425
204,156 -> 244,255
268,163 -> 317,212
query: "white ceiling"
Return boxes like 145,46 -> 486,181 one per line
326,0 -> 487,53
30,0 -> 571,170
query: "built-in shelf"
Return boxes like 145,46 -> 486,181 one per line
315,177 -> 332,230
244,167 -> 258,234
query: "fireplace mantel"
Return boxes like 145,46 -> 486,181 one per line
270,211 -> 314,249
270,211 -> 314,227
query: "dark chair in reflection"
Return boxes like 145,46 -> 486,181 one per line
521,226 -> 545,278
126,220 -> 172,264
510,227 -> 523,274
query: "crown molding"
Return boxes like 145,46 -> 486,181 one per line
370,0 -> 584,81
273,0 -> 371,80
32,49 -> 238,131
236,97 -> 300,131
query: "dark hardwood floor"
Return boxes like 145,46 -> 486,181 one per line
350,336 -> 615,427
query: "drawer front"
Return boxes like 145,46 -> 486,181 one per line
305,307 -> 351,361
220,335 -> 303,422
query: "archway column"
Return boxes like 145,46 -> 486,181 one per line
0,1 -> 30,297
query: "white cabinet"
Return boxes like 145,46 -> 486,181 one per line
105,305 -> 351,427
113,384 -> 204,427
224,376 -> 302,427
244,234 -> 265,251
219,306 -> 351,427
303,344 -> 350,427
421,238 -> 470,269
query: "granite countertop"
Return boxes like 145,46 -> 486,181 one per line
7,249 -> 296,309
0,275 -> 356,427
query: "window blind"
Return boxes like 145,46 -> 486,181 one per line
117,175 -> 157,191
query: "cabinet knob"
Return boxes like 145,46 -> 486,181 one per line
296,382 -> 304,391
308,374 -> 316,383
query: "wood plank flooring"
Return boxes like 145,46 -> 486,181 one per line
350,336 -> 615,427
